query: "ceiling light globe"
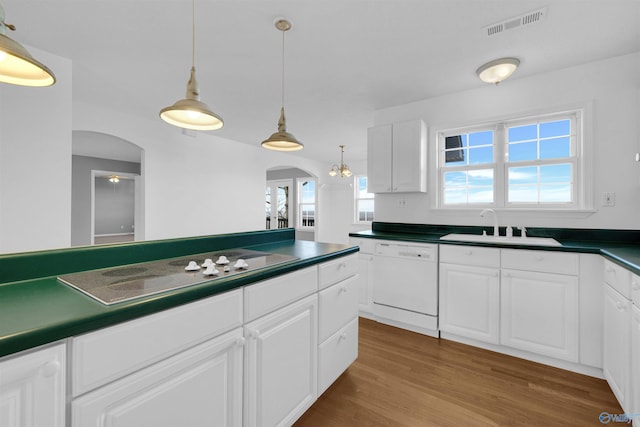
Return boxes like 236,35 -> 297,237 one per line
476,57 -> 520,84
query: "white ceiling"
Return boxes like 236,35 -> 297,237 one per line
4,0 -> 640,163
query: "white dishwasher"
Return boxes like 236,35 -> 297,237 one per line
372,241 -> 439,337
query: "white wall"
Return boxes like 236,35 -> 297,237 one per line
0,47 -> 72,253
372,53 -> 640,230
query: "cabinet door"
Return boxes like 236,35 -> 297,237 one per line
0,344 -> 65,427
366,124 -> 393,193
392,120 -> 426,192
72,328 -> 244,427
501,269 -> 578,362
244,294 -> 318,427
356,253 -> 374,314
603,283 -> 632,412
632,305 -> 640,421
439,263 -> 500,344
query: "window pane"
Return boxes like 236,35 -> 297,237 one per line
509,141 -> 537,162
468,187 -> 493,203
468,146 -> 493,165
509,185 -> 538,203
540,164 -> 571,184
468,169 -> 493,186
357,177 -> 373,198
540,119 -> 570,138
509,124 -> 537,142
469,130 -> 493,147
509,166 -> 537,185
444,188 -> 468,204
444,171 -> 467,187
540,137 -> 570,159
357,199 -> 374,222
539,185 -> 572,202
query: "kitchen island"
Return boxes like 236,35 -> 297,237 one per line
0,228 -> 359,427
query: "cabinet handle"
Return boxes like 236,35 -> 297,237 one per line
535,255 -> 544,261
633,281 -> 640,290
338,262 -> 347,270
340,333 -> 348,340
616,301 -> 627,311
465,250 -> 473,256
41,360 -> 61,378
340,286 -> 348,294
235,337 -> 246,347
250,329 -> 261,339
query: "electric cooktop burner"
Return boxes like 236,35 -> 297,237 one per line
57,248 -> 298,305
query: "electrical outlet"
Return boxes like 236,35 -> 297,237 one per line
602,192 -> 615,207
398,199 -> 407,208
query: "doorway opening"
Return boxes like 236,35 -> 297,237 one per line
91,171 -> 141,245
265,179 -> 292,229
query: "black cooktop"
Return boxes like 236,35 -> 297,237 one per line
58,248 -> 298,305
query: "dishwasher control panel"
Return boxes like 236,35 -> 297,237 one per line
374,242 -> 437,261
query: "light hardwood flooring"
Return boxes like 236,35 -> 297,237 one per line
295,318 -> 622,427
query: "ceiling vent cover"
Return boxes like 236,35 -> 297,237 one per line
483,6 -> 547,37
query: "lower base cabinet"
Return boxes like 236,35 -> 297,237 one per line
72,328 -> 244,427
632,305 -> 640,426
0,344 -> 65,427
244,294 -> 318,427
603,283 -> 631,412
501,269 -> 578,362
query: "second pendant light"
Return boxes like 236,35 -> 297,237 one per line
261,19 -> 303,152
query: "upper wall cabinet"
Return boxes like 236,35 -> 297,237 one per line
367,120 -> 427,193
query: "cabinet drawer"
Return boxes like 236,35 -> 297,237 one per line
502,249 -> 578,275
318,254 -> 358,290
440,245 -> 500,268
244,266 -> 317,322
72,288 -> 242,396
318,318 -> 358,395
604,259 -> 632,299
318,276 -> 359,342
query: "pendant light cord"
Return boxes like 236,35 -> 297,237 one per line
280,27 -> 285,109
191,0 -> 196,68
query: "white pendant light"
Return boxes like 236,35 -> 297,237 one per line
160,0 -> 223,131
329,145 -> 352,178
476,57 -> 520,85
261,19 -> 303,151
0,5 -> 55,87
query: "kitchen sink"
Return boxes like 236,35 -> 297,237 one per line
439,233 -> 561,247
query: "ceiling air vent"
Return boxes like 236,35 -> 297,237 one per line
483,6 -> 547,37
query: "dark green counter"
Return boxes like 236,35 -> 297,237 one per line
0,229 -> 358,358
350,222 -> 640,275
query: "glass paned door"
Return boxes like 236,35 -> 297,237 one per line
265,180 -> 291,229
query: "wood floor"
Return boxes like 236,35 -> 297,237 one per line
295,318 -> 622,427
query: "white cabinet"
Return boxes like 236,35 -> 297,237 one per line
244,294 -> 318,427
501,269 -> 578,362
349,237 -> 375,316
367,120 -> 426,193
632,304 -> 640,425
72,328 -> 244,427
0,344 -> 65,427
500,249 -> 579,362
603,282 -> 632,412
439,246 -> 500,344
318,276 -> 359,395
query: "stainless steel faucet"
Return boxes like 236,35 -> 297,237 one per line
480,208 -> 499,237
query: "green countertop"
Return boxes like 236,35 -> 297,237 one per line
350,222 -> 640,275
0,231 -> 357,358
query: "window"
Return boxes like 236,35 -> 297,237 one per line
438,110 -> 585,210
297,179 -> 315,228
355,176 -> 374,222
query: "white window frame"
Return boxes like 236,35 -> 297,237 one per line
434,105 -> 593,213
296,178 -> 316,230
354,175 -> 374,224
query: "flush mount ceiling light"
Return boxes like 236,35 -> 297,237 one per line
329,145 -> 352,178
0,4 -> 55,87
476,57 -> 520,85
160,0 -> 223,131
261,19 -> 303,152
